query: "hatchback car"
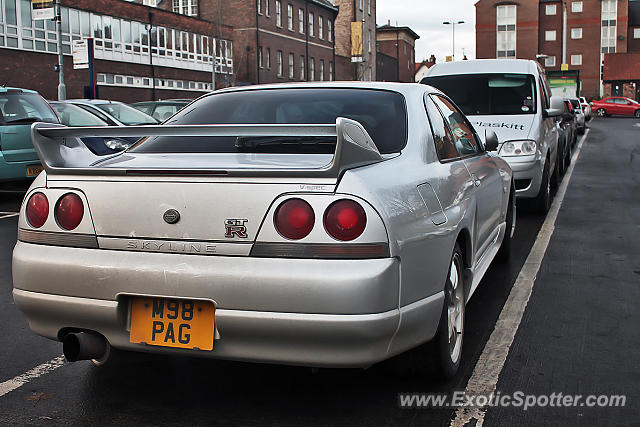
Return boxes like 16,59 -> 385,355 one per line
15,83 -> 515,378
67,99 -> 159,126
131,100 -> 191,122
0,88 -> 58,185
591,96 -> 640,117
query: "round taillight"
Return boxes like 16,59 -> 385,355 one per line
274,198 -> 315,240
324,199 -> 367,241
55,193 -> 84,230
26,192 -> 49,228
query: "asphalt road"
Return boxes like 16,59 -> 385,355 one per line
0,118 -> 634,426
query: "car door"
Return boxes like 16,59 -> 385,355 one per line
430,94 -> 503,259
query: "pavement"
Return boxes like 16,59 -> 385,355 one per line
0,117 -> 637,426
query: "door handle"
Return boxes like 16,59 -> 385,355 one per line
472,174 -> 481,187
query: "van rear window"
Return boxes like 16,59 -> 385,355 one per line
131,88 -> 407,155
422,73 -> 536,116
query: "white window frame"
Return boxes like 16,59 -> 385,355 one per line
277,50 -> 283,76
570,54 -> 582,66
318,16 -> 323,39
571,28 -> 582,39
309,57 -> 315,81
546,4 -> 557,15
287,4 -> 293,31
327,19 -> 332,42
571,1 -> 583,13
545,56 -> 556,67
496,5 -> 516,58
300,54 -> 305,80
308,12 -> 314,37
545,30 -> 556,41
299,9 -> 304,33
275,1 -> 282,27
634,28 -> 640,39
288,52 -> 294,78
319,59 -> 324,81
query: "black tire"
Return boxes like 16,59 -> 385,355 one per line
551,150 -> 561,188
496,183 -> 515,263
565,140 -> 572,170
558,138 -> 567,176
596,108 -> 607,117
635,110 -> 640,118
535,159 -> 551,215
577,126 -> 585,135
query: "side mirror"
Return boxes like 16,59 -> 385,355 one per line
485,130 -> 499,152
545,96 -> 564,118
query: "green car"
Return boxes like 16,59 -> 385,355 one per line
0,88 -> 59,185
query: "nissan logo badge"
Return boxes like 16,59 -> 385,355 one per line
163,209 -> 180,224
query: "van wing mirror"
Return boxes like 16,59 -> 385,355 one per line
484,130 -> 499,152
545,96 -> 564,118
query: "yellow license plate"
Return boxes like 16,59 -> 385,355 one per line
26,165 -> 43,177
129,297 -> 215,350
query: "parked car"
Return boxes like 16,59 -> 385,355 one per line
131,100 -> 191,122
0,88 -> 58,185
422,58 -> 562,214
579,96 -> 592,120
67,99 -> 159,126
591,96 -> 640,117
15,83 -> 515,379
48,101 -> 137,155
555,100 -> 576,175
568,98 -> 586,134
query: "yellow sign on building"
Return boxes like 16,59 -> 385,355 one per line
561,63 -> 569,71
351,22 -> 363,62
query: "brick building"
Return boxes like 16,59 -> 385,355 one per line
333,0 -> 376,81
159,0 -> 338,84
375,23 -> 419,83
0,0 -> 234,102
475,0 -> 640,100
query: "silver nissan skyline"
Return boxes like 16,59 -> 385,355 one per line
13,82 -> 515,378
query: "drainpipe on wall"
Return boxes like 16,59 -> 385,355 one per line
562,1 -> 567,67
256,0 -> 260,84
305,1 -> 309,81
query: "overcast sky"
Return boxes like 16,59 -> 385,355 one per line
376,0 -> 477,63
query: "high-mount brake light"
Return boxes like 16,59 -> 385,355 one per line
274,198 -> 315,240
26,192 -> 49,228
324,199 -> 367,241
55,193 -> 84,230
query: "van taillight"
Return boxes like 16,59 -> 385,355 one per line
26,192 -> 49,228
274,198 -> 315,240
55,193 -> 84,230
323,200 -> 366,241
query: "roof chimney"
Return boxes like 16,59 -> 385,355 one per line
388,19 -> 391,26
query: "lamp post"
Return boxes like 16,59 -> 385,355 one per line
443,20 -> 464,61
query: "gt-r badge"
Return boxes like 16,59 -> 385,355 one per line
163,209 -> 180,224
225,219 -> 248,238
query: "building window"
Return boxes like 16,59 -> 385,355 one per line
329,61 -> 333,81
368,0 -> 371,15
571,28 -> 582,39
359,0 -> 363,11
496,5 -> 516,58
601,0 -> 617,53
546,4 -> 556,15
143,0 -> 158,6
319,59 -> 324,81
258,0 -> 262,15
309,12 -> 314,37
545,56 -> 556,67
545,30 -> 556,41
299,9 -> 304,33
288,53 -> 294,78
634,28 -> 640,39
276,1 -> 282,27
265,0 -> 269,17
300,54 -> 305,80
173,0 -> 198,17
318,16 -> 323,39
309,57 -> 315,81
571,54 -> 582,66
287,4 -> 293,30
266,47 -> 271,69
258,47 -> 263,68
368,29 -> 371,53
571,1 -> 583,13
277,50 -> 283,76
328,20 -> 333,42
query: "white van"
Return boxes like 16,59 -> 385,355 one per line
422,59 -> 562,214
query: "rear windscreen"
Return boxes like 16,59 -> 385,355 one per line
131,88 -> 407,155
422,73 -> 536,116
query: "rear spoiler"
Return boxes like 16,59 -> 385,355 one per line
30,118 -> 383,178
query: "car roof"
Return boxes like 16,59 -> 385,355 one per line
424,58 -> 540,77
0,87 -> 40,95
66,99 -> 123,105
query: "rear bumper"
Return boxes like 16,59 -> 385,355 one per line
12,242 -> 444,367
0,153 -> 41,182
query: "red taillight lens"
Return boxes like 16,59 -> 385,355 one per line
55,193 -> 84,230
274,198 -> 315,240
26,192 -> 49,228
324,199 -> 367,241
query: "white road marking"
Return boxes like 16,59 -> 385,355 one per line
0,213 -> 19,219
451,130 -> 590,427
0,356 -> 66,398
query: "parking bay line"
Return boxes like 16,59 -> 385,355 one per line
0,356 -> 66,398
0,212 -> 19,219
451,130 -> 590,427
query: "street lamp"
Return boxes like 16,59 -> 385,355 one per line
443,20 -> 464,61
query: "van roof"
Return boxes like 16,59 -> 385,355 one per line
424,59 -> 540,78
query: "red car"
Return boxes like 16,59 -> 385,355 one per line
591,96 -> 640,118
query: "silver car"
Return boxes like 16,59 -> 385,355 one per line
14,83 -> 514,378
